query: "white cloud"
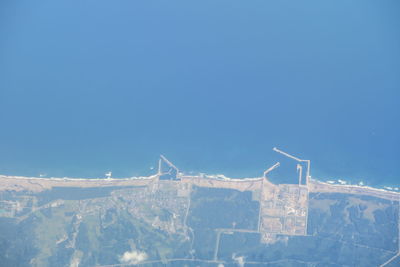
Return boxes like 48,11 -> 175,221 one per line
119,250 -> 148,264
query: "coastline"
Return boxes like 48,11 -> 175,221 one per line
0,172 -> 398,201
308,178 -> 399,201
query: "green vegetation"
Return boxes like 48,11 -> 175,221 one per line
0,187 -> 398,266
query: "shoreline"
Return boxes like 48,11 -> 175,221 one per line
313,177 -> 400,192
0,172 -> 398,199
308,178 -> 399,198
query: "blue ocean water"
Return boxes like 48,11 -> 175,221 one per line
0,0 -> 399,187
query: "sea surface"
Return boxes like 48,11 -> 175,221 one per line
0,0 -> 399,187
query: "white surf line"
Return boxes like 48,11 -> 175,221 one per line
0,174 -> 157,181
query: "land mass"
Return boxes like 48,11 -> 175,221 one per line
0,149 -> 398,267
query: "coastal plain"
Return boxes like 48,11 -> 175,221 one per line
0,166 -> 398,266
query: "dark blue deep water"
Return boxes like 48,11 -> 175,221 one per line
0,0 -> 399,187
